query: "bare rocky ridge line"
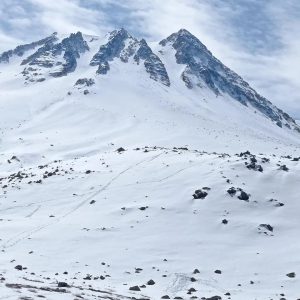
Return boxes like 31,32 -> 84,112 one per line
0,28 -> 299,132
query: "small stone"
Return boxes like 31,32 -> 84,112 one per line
14,265 -> 23,271
129,285 -> 141,291
286,272 -> 296,278
193,189 -> 208,199
238,191 -> 249,201
259,224 -> 273,232
227,187 -> 236,196
117,147 -> 126,153
147,279 -> 155,285
57,282 -> 69,288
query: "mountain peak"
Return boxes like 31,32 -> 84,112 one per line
159,28 -> 208,51
109,28 -> 132,41
158,29 -> 299,130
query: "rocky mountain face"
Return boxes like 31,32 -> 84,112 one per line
0,28 -> 298,132
20,32 -> 89,81
0,32 -> 58,64
90,28 -> 170,86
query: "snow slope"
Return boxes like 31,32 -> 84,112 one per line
0,29 -> 300,300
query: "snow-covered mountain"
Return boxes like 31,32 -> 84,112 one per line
0,29 -> 300,299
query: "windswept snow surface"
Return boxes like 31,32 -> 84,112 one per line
0,30 -> 300,299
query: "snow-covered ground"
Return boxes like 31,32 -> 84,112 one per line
0,31 -> 300,299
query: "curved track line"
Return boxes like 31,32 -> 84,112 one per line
2,152 -> 164,249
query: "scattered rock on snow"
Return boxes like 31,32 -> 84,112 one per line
286,272 -> 296,278
259,224 -> 273,232
193,189 -> 208,199
227,187 -> 236,196
57,282 -> 69,288
147,279 -> 155,285
238,191 -> 250,201
116,147 -> 126,153
129,285 -> 141,291
279,165 -> 289,171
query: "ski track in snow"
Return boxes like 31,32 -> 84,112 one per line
1,152 -> 164,249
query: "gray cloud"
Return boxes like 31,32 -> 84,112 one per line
0,0 -> 299,118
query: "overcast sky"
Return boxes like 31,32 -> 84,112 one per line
0,0 -> 299,118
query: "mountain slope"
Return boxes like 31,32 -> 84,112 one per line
0,29 -> 300,300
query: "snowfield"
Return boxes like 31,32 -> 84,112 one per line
0,29 -> 300,299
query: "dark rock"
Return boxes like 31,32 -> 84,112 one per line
139,206 -> 148,211
57,282 -> 69,288
147,279 -> 155,285
286,272 -> 296,278
259,224 -> 273,232
117,147 -> 126,153
193,189 -> 208,199
279,165 -> 289,171
238,191 -> 249,201
246,162 -> 263,172
227,187 -> 236,196
214,270 -> 222,274
83,274 -> 92,280
129,285 -> 141,291
75,78 -> 95,87
14,265 -> 23,271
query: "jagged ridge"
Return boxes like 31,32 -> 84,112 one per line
0,33 -> 58,64
21,32 -> 89,80
90,29 -> 170,86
